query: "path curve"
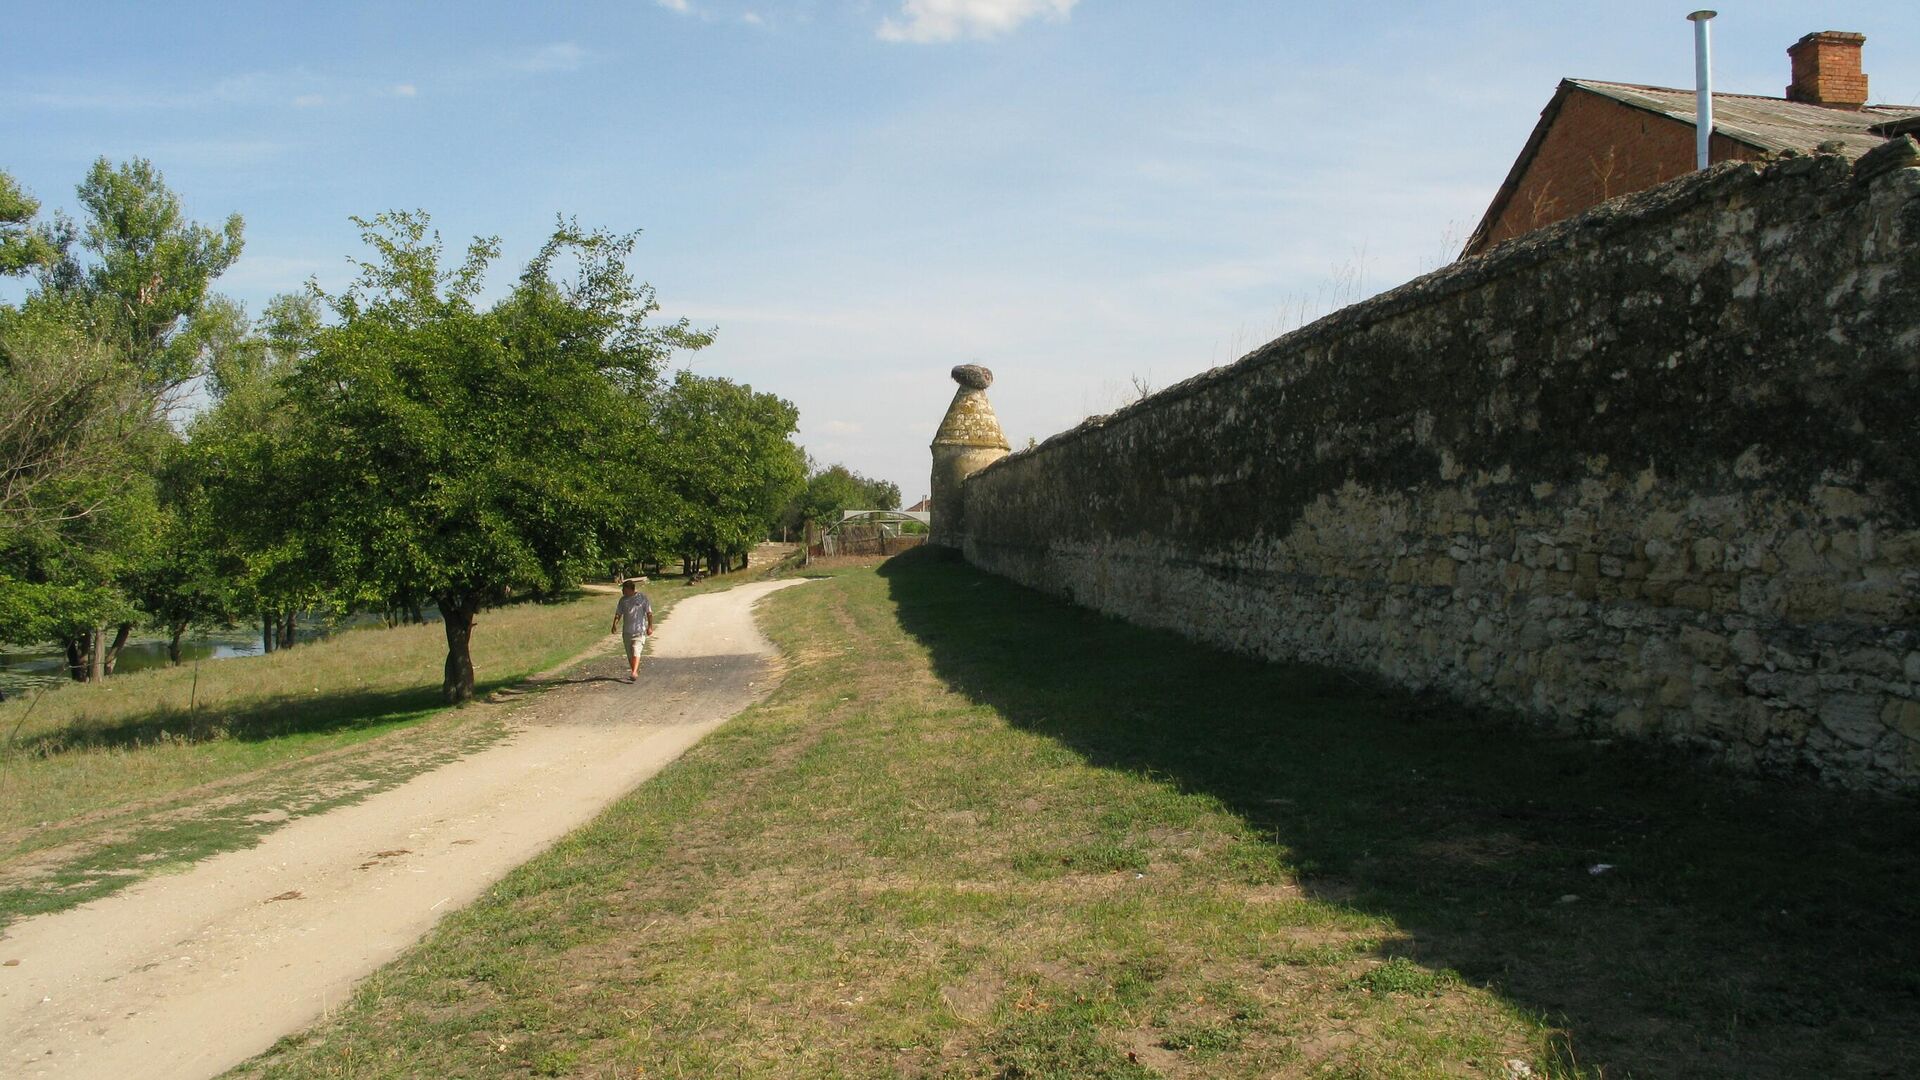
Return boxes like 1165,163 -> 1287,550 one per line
0,578 -> 808,1080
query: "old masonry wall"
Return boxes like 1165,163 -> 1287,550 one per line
956,146 -> 1920,792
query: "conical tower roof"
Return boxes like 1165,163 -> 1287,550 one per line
933,364 -> 1010,450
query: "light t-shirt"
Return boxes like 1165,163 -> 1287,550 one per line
616,592 -> 653,637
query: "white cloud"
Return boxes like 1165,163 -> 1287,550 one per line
821,419 -> 863,435
878,0 -> 1078,44
740,11 -> 764,26
518,43 -> 588,72
390,83 -> 418,98
291,93 -> 327,108
655,0 -> 691,11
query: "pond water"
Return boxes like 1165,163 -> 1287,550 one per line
0,627 -> 268,698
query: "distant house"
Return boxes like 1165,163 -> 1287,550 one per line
904,496 -> 933,514
1463,31 -> 1920,258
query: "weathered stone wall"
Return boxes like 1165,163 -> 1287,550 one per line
958,148 -> 1920,792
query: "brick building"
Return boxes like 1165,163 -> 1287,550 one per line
1463,31 -> 1920,258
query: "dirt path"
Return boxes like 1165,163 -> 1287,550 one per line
0,578 -> 808,1080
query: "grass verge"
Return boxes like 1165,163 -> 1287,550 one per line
232,551 -> 1919,1079
0,559 -> 784,926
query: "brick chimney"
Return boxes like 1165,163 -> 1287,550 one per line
1787,31 -> 1868,109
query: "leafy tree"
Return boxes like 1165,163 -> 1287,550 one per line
652,371 -> 804,575
0,308 -> 143,529
0,161 -> 243,677
177,292 -> 329,653
0,423 -> 167,676
778,463 -> 902,536
0,171 -> 57,275
51,157 -> 245,392
131,294 -> 311,662
860,475 -> 903,513
130,458 -> 236,663
279,212 -> 707,702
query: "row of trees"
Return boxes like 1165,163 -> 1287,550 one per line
0,159 -> 847,702
774,463 -> 902,540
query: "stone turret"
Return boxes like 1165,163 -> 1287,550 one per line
930,364 -> 1010,548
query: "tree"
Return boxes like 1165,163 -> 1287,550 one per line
652,371 -> 804,575
0,170 -> 143,530
132,295 -> 306,662
0,161 -> 244,677
860,474 -> 903,513
130,456 -> 236,664
279,212 -> 708,702
180,292 -> 327,654
778,463 -> 902,536
0,308 -> 144,529
56,157 -> 245,393
0,422 -> 167,678
0,172 -> 56,276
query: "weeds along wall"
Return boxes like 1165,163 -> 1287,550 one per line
956,146 -> 1920,793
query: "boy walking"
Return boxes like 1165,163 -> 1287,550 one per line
612,578 -> 655,683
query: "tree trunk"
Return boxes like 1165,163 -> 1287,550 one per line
262,612 -> 276,654
409,602 -> 424,625
169,622 -> 187,665
437,592 -> 479,704
89,626 -> 105,682
282,609 -> 297,649
64,635 -> 89,681
103,622 -> 132,675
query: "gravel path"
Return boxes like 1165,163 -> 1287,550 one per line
0,578 -> 808,1080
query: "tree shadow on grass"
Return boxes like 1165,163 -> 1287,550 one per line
7,676 -> 530,758
878,548 -> 1920,1079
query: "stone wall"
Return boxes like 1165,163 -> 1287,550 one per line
956,147 -> 1920,792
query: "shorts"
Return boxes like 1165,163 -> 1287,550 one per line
622,632 -> 647,662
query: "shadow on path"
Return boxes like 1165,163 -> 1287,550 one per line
880,548 -> 1919,1079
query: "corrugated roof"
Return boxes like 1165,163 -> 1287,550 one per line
1569,79 -> 1920,159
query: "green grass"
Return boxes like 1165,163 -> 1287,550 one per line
0,564 -> 783,925
230,551 -> 1920,1079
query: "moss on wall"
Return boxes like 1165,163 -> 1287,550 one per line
956,151 -> 1920,792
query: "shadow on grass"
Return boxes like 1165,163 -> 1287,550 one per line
7,675 -> 530,758
879,548 -> 1920,1079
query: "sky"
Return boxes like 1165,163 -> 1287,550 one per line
6,1 -> 1919,502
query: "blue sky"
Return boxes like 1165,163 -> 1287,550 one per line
7,1 -> 1918,500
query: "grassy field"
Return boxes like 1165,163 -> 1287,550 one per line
0,564 -> 780,925
231,551 -> 1920,1079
